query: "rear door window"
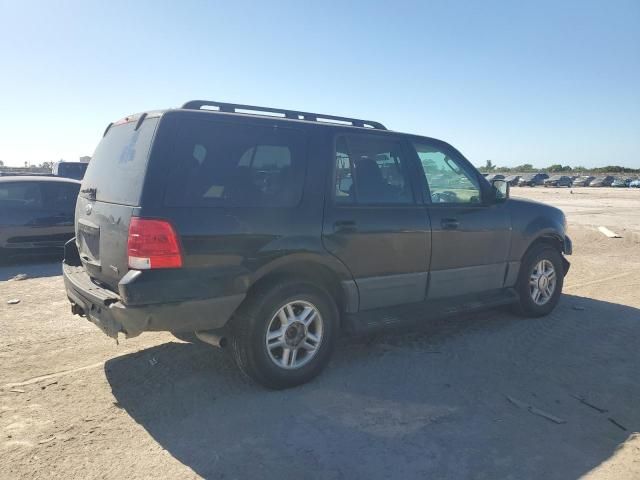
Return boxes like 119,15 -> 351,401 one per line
81,117 -> 159,206
164,120 -> 307,207
334,134 -> 414,205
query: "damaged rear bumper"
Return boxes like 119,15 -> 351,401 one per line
63,263 -> 244,339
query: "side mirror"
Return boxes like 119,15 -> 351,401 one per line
491,179 -> 509,203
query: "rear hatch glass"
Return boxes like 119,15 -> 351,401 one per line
81,117 -> 159,206
76,116 -> 159,289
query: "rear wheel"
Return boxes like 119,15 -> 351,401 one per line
230,281 -> 338,389
513,244 -> 564,317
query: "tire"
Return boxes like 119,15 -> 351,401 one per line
513,244 -> 565,317
230,281 -> 338,389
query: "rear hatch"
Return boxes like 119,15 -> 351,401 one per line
75,114 -> 160,290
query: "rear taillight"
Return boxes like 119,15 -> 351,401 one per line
127,218 -> 183,269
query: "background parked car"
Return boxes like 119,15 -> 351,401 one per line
589,175 -> 615,187
518,173 -> 548,186
53,161 -> 89,180
611,178 -> 630,187
504,174 -> 521,186
0,176 -> 80,262
629,179 -> 640,188
572,175 -> 595,187
485,174 -> 505,182
544,175 -> 573,187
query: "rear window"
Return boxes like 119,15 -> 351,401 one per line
164,119 -> 307,207
55,162 -> 88,180
82,117 -> 159,206
42,182 -> 80,211
0,182 -> 42,208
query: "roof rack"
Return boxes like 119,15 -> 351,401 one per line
181,100 -> 386,130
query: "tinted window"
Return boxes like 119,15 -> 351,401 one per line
413,142 -> 481,204
55,163 -> 88,180
165,120 -> 307,207
334,135 -> 413,205
82,117 -> 159,206
42,182 -> 80,211
0,182 -> 42,208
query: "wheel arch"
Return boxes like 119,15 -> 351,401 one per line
244,254 -> 358,319
524,233 -> 564,257
520,233 -> 570,279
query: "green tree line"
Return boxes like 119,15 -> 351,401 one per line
479,160 -> 640,174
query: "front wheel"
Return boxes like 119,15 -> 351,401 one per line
230,281 -> 338,389
513,244 -> 565,317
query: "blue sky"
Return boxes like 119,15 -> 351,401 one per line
0,0 -> 638,168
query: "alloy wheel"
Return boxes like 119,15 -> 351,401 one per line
265,300 -> 323,370
529,259 -> 557,305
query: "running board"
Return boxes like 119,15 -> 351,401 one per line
342,288 -> 519,336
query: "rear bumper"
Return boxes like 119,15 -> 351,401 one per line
63,263 -> 245,339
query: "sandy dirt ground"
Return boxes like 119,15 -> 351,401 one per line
1,187 -> 639,479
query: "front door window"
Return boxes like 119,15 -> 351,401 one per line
413,143 -> 481,204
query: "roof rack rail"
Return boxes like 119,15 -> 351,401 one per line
181,100 -> 386,130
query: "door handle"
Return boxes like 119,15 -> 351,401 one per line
441,218 -> 459,230
333,220 -> 357,233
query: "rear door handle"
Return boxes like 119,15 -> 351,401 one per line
333,220 -> 357,233
441,218 -> 459,230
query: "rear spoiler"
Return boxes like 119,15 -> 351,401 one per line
103,112 -> 148,137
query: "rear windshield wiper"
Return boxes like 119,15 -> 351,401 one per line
80,187 -> 97,200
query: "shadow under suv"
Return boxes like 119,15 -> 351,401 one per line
63,100 -> 572,388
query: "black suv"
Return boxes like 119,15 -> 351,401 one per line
63,100 -> 572,388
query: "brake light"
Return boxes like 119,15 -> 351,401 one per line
127,218 -> 183,269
